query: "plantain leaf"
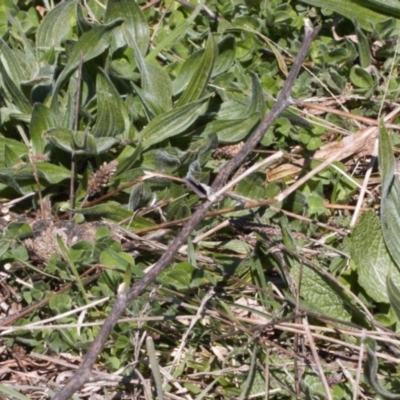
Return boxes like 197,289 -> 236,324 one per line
91,70 -> 129,137
176,35 -> 217,107
0,38 -> 27,85
30,103 -> 57,155
387,276 -> 400,324
105,0 -> 150,56
36,0 -> 76,53
200,113 -> 260,143
0,60 -> 32,116
146,0 -> 206,62
351,211 -> 400,303
354,20 -> 372,68
379,122 -> 400,268
44,128 -> 118,155
299,0 -> 400,32
51,18 -> 124,108
141,98 -> 209,149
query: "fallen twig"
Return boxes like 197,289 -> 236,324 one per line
52,22 -> 321,399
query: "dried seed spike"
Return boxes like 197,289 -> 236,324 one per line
87,160 -> 118,197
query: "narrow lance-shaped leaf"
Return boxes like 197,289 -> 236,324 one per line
36,0 -> 77,53
176,34 -> 217,108
379,122 -> 400,267
91,70 -> 129,137
105,0 -> 150,56
299,0 -> 400,32
146,0 -> 206,62
141,98 -> 209,149
354,20 -> 372,68
50,19 -> 124,108
30,103 -> 57,155
0,60 -> 32,115
387,276 -> 400,324
0,38 -> 27,85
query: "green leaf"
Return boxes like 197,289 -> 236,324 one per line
141,98 -> 209,149
354,20 -> 372,68
0,38 -> 27,85
30,103 -> 57,155
246,73 -> 266,118
44,128 -> 118,154
379,122 -> 400,267
387,276 -> 400,324
0,60 -> 32,115
351,211 -> 400,303
36,0 -> 76,53
51,18 -> 124,107
158,262 -> 195,291
49,293 -> 72,314
91,70 -> 129,137
200,113 -> 259,143
350,65 -> 373,88
72,201 -> 133,221
146,0 -> 206,62
299,0 -> 400,32
283,229 -> 352,321
105,0 -> 150,56
176,35 -> 217,107
0,385 -> 30,400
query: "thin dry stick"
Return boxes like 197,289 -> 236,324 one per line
69,52 -> 84,219
303,317 -> 333,400
52,23 -> 320,400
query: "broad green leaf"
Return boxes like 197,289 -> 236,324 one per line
44,128 -> 118,154
0,0 -> 17,38
91,70 -> 129,137
72,201 -> 133,221
176,35 -> 217,107
172,35 -> 236,96
246,73 -> 266,118
283,228 -> 352,321
0,39 -> 27,84
0,60 -> 32,115
200,113 -> 259,143
105,0 -> 149,56
0,169 -> 28,194
379,122 -> 400,267
36,0 -> 76,53
7,13 -> 35,65
213,35 -> 236,76
35,163 -> 72,184
299,0 -> 400,32
51,18 -> 124,107
116,144 -> 142,174
350,66 -> 373,88
352,211 -> 400,303
49,293 -> 72,314
158,262 -> 195,291
129,26 -> 172,116
387,277 -> 400,324
4,145 -> 21,168
141,98 -> 209,149
30,103 -> 57,155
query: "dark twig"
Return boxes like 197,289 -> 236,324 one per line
69,52 -> 84,219
52,23 -> 320,400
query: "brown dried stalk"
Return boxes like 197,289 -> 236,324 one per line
52,23 -> 321,400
